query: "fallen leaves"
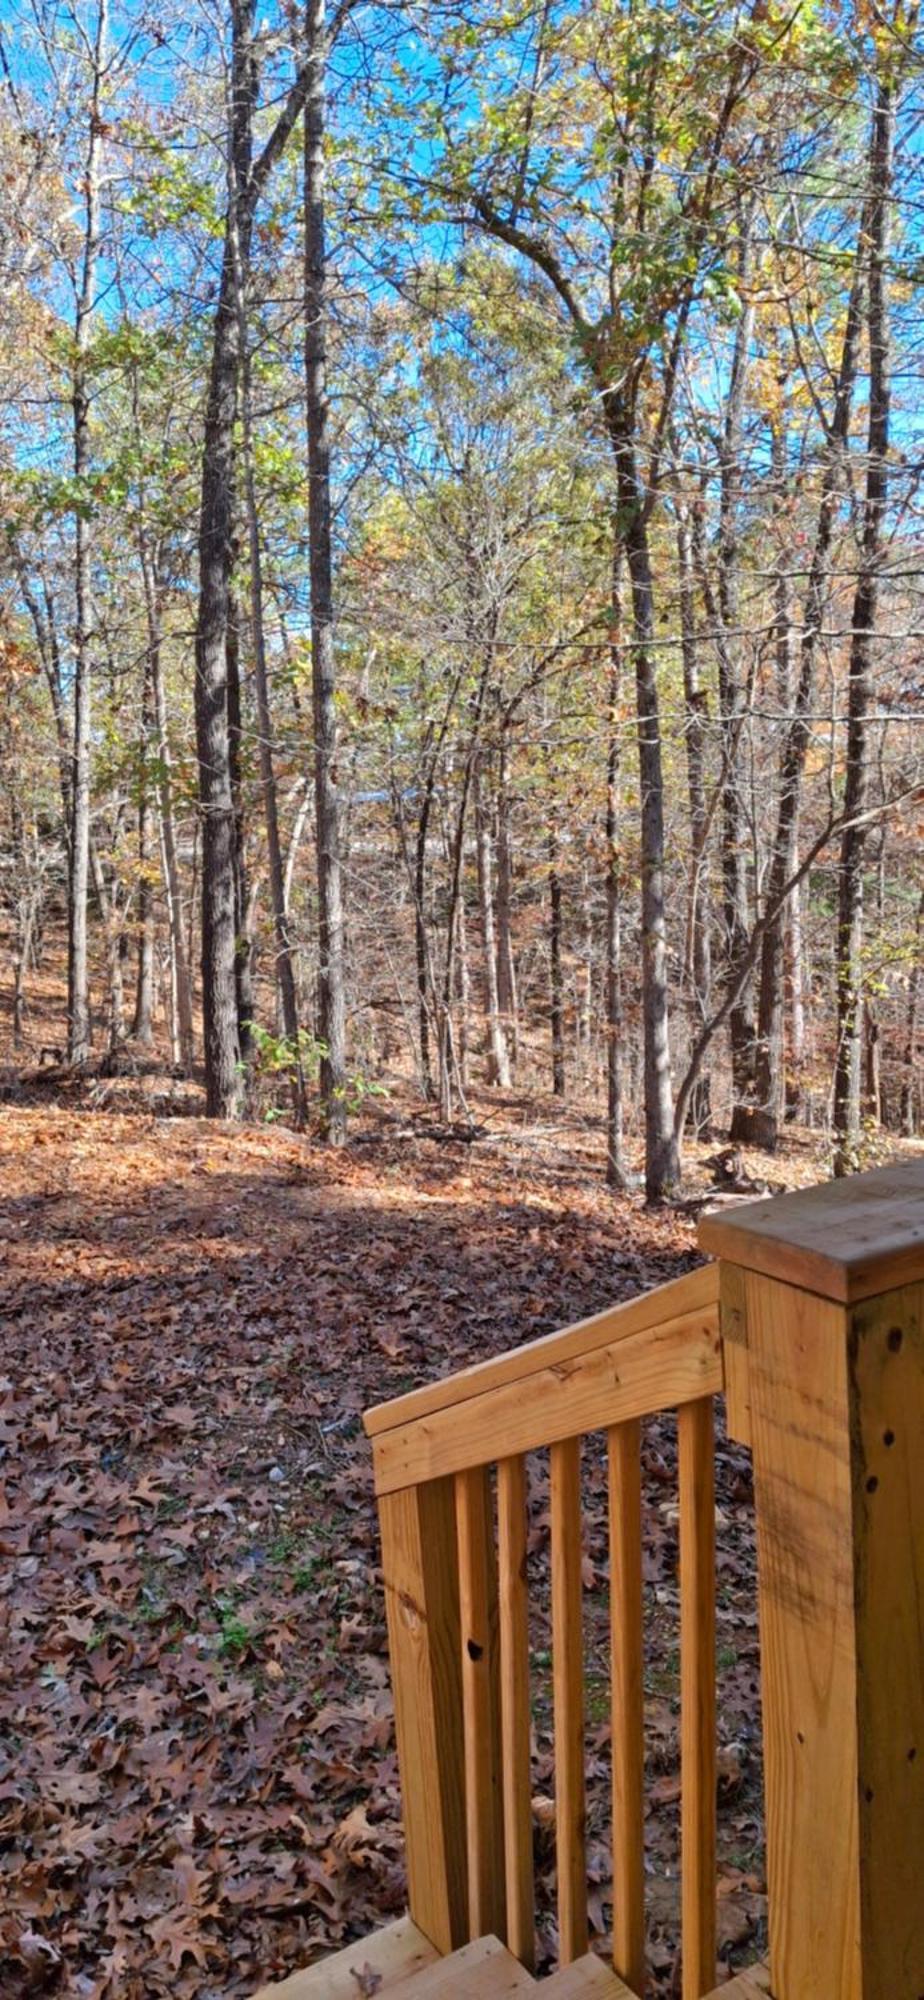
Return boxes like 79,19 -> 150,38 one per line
0,1102 -> 765,1996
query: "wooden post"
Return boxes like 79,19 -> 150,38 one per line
700,1160 -> 924,2000
378,1478 -> 468,1954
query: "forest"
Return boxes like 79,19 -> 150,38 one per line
0,0 -> 922,1994
0,0 -> 921,1190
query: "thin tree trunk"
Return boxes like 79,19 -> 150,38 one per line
304,0 -> 347,1143
751,225 -> 866,1148
414,783 -> 436,1099
676,501 -> 712,1136
863,1006 -> 881,1126
133,646 -> 156,1044
495,734 -> 518,1066
548,821 -> 565,1097
13,895 -> 38,1045
900,888 -> 924,1135
578,865 -> 593,1072
605,541 -> 628,1187
605,393 -> 679,1198
834,75 -> 894,1173
714,221 -> 758,1137
440,732 -> 481,1122
67,0 -> 108,1064
284,779 -> 312,918
240,330 -> 306,1116
786,861 -> 806,1106
475,762 -> 511,1087
226,593 -> 254,1071
456,880 -> 470,1091
14,563 -> 72,860
140,542 -> 195,1073
90,841 -> 125,1053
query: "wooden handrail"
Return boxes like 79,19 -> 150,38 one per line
364,1264 -> 718,1437
367,1272 -> 721,1497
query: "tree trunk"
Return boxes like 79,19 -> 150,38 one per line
548,821 -> 565,1098
141,543 -> 195,1073
475,763 -> 511,1087
863,1006 -> 881,1127
67,0 -> 108,1065
193,1 -> 313,1113
226,593 -> 254,1072
90,841 -> 125,1053
577,864 -> 593,1074
413,778 -> 436,1100
834,76 -> 894,1173
751,221 -> 866,1149
240,331 -> 305,1115
605,541 -> 629,1188
692,207 -> 757,1137
900,888 -> 924,1136
304,0 -> 347,1143
133,645 -> 156,1044
605,393 -> 679,1198
456,878 -> 470,1091
786,860 -> 806,1112
495,734 -> 518,1066
193,0 -> 255,1117
676,502 -> 712,1136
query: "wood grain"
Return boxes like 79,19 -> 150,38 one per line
380,1934 -> 536,2000
551,1437 -> 588,1965
698,1157 -> 924,1304
849,1282 -> 924,1994
719,1262 -> 751,1447
364,1266 -> 719,1436
497,1454 -> 534,1970
372,1310 -> 721,1496
607,1421 -> 645,1996
455,1466 -> 506,1943
679,1398 -> 716,2000
745,1271 -> 862,1999
541,1952 -> 637,2000
378,1481 -> 468,1953
699,1965 -> 770,1999
251,1917 -> 439,2000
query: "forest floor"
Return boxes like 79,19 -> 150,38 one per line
0,989 -> 896,1998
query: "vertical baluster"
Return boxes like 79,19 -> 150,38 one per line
550,1434 -> 588,1964
608,1419 -> 646,1994
497,1454 -> 534,1969
378,1478 -> 468,1953
679,1397 -> 717,2000
455,1465 -> 506,1942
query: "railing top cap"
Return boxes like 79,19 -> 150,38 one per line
698,1156 -> 924,1304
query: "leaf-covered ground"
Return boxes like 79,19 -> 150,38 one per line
0,1099 -> 767,1997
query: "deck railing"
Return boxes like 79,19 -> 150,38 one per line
363,1161 -> 924,2000
364,1266 -> 724,1996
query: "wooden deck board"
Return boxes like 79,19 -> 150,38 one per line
384,1935 -> 536,2000
542,1952 -> 637,1999
703,1964 -> 771,1997
251,1916 -> 438,2000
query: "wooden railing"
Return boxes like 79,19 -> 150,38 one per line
364,1160 -> 924,2000
364,1265 -> 724,1996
